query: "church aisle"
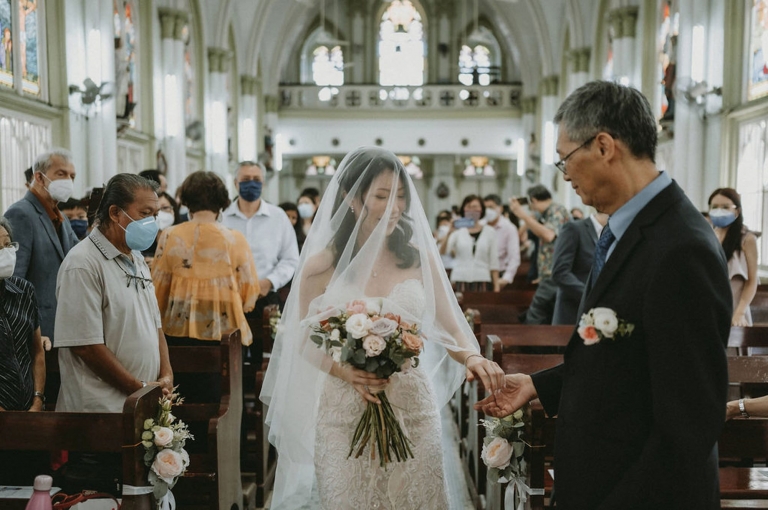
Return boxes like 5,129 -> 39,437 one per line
441,404 -> 476,510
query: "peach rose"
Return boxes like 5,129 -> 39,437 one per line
578,325 -> 600,345
402,332 -> 423,353
153,426 -> 174,447
152,448 -> 186,484
363,334 -> 387,357
481,437 -> 513,469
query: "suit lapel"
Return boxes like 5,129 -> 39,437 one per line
26,193 -> 65,260
585,220 -> 598,244
582,181 -> 684,310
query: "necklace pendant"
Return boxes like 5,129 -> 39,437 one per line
372,270 -> 378,278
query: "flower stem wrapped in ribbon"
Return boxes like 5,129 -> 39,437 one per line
310,298 -> 423,468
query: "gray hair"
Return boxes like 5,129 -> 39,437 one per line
96,173 -> 159,228
0,216 -> 13,242
554,81 -> 657,163
235,160 -> 265,180
33,147 -> 75,175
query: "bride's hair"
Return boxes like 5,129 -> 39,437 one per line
330,150 -> 419,269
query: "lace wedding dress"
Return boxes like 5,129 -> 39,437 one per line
314,279 -> 449,509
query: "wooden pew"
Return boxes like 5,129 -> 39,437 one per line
485,326 -> 573,362
169,330 -> 244,510
751,285 -> 768,325
728,326 -> 768,355
0,385 -> 162,510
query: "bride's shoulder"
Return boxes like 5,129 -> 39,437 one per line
302,249 -> 335,280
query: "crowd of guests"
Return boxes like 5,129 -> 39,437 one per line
0,143 -> 764,487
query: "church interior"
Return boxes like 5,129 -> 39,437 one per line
1,0 -> 768,509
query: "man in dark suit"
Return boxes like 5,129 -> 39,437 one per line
477,81 -> 731,509
5,149 -> 79,344
550,213 -> 607,324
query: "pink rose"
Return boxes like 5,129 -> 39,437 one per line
363,335 -> 387,357
346,300 -> 367,315
151,448 -> 187,484
578,325 -> 600,345
402,332 -> 423,353
153,426 -> 174,447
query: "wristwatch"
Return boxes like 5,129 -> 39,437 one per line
33,391 -> 46,404
739,398 -> 750,418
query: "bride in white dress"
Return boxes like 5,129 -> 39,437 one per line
261,147 -> 504,509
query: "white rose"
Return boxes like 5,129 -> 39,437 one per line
346,313 -> 373,339
152,449 -> 186,484
481,437 -> 514,469
366,299 -> 382,316
330,329 -> 341,341
579,312 -> 594,327
153,426 -> 174,447
330,346 -> 342,363
369,317 -> 398,337
363,334 -> 387,357
591,307 -> 619,338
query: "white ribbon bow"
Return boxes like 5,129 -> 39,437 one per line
499,476 -> 544,510
122,485 -> 176,510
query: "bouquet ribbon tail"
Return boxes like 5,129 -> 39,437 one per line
122,485 -> 176,510
499,476 -> 543,510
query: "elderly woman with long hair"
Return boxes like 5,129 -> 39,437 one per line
708,188 -> 759,326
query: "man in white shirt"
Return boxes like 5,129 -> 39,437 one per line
484,194 -> 521,288
222,161 -> 299,355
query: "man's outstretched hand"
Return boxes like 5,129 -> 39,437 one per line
475,373 -> 538,418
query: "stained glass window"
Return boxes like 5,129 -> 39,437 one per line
312,45 -> 344,86
459,45 -> 492,86
0,0 -> 13,89
658,1 -> 679,120
748,0 -> 768,101
735,118 -> 768,267
463,156 -> 496,177
379,0 -> 424,86
18,0 -> 37,95
114,0 -> 138,126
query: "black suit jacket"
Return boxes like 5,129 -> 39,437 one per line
531,181 -> 731,509
551,218 -> 598,324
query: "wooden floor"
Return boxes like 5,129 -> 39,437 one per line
261,404 -> 474,509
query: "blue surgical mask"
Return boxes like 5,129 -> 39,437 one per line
70,219 -> 88,239
119,209 -> 159,251
239,180 -> 262,202
709,209 -> 737,228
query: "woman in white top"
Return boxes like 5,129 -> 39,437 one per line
708,188 -> 758,326
440,195 -> 500,292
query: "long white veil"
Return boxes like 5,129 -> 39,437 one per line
260,147 -> 480,509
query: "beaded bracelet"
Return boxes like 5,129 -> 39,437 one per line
464,353 -> 484,367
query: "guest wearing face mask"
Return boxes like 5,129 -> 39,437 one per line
0,216 -> 49,484
484,194 -> 521,289
297,190 -> 319,236
141,191 -> 181,266
60,198 -> 90,241
708,188 -> 758,326
440,194 -> 500,292
222,161 -> 299,359
4,149 -> 80,345
434,210 -> 455,270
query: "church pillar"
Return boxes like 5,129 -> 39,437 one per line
568,47 -> 591,94
609,7 -> 639,86
436,0 -> 455,83
207,47 -> 230,181
239,76 -> 259,162
159,8 -> 188,190
349,2 -> 366,84
521,96 -> 538,174
539,76 -> 559,195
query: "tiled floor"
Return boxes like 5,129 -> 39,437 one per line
261,404 -> 474,509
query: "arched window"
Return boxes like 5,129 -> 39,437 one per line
748,0 -> 768,101
398,155 -> 423,179
306,155 -> 336,176
458,26 -> 501,86
312,45 -> 344,86
463,156 -> 495,177
379,0 -> 424,86
658,0 -> 679,120
114,0 -> 138,127
0,0 -> 44,98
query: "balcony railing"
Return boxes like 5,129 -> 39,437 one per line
278,84 -> 523,111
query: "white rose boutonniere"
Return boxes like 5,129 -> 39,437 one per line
578,307 -> 634,345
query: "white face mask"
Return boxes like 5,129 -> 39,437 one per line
41,173 -> 74,203
0,246 -> 17,279
179,205 -> 189,216
156,210 -> 175,230
437,225 -> 450,239
298,202 -> 316,219
484,208 -> 499,223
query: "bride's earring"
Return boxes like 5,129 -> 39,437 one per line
350,206 -> 355,214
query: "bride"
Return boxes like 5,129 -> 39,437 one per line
261,147 -> 504,509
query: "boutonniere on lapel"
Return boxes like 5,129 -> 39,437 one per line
578,307 -> 635,345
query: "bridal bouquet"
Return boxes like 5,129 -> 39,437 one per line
482,410 -> 540,510
141,390 -> 194,501
310,298 -> 423,467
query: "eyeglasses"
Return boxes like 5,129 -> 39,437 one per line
709,204 -> 738,211
554,136 -> 596,174
0,242 -> 19,251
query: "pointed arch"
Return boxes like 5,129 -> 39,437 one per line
524,0 -> 555,77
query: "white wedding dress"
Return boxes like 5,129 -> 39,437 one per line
314,279 -> 449,509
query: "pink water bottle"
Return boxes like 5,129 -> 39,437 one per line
25,475 -> 53,510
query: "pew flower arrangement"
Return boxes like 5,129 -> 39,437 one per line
269,309 -> 282,339
578,307 -> 635,345
141,390 -> 194,502
482,409 -> 540,510
310,298 -> 423,467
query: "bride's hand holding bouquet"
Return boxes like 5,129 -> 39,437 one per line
331,363 -> 390,405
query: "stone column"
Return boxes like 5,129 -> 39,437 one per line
435,0 -> 455,83
568,47 -> 591,93
207,47 -> 230,179
349,1 -> 366,84
159,8 -> 188,189
539,76 -> 559,195
521,96 -> 538,173
608,7 -> 638,85
239,76 -> 259,162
